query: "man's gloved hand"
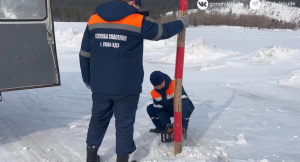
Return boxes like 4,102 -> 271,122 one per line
178,15 -> 189,27
85,83 -> 91,89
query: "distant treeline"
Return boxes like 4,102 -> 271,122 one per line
160,11 -> 299,30
51,0 -> 197,22
51,0 -> 300,22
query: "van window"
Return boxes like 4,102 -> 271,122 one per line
0,0 -> 46,20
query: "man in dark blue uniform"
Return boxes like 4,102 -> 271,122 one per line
147,71 -> 194,136
79,0 -> 189,162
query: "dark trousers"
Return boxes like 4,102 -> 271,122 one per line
147,103 -> 194,130
86,93 -> 140,156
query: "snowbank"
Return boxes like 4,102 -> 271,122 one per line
159,38 -> 237,63
279,70 -> 300,85
55,28 -> 83,48
144,36 -> 177,49
289,70 -> 300,83
250,46 -> 297,63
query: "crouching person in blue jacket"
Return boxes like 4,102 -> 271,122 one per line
147,71 -> 195,135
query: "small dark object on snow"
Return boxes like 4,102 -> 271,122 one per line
161,124 -> 188,142
161,124 -> 174,142
149,128 -> 163,133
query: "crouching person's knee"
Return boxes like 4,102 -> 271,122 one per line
147,104 -> 156,116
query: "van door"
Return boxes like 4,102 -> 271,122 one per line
0,0 -> 60,93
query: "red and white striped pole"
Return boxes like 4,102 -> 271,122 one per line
174,0 -> 188,155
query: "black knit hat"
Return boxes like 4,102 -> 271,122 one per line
150,71 -> 165,86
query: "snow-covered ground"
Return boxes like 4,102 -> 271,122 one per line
1,22 -> 300,162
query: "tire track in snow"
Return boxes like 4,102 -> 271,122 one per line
0,92 -> 83,162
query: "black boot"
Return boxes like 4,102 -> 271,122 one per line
149,128 -> 163,133
117,155 -> 137,162
117,155 -> 129,162
87,147 -> 100,162
182,119 -> 189,130
182,119 -> 189,140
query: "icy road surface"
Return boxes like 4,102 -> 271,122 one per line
1,23 -> 300,162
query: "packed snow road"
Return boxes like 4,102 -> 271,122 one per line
0,23 -> 300,162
